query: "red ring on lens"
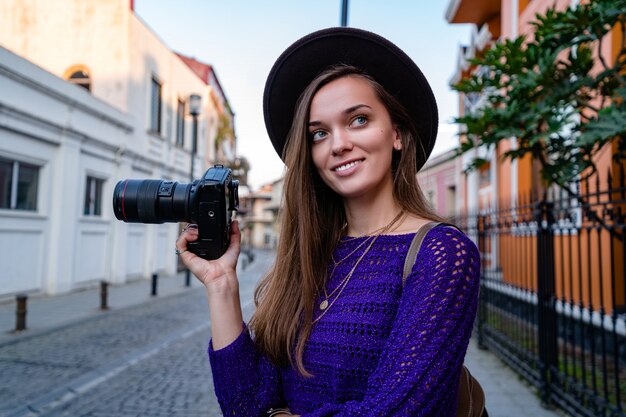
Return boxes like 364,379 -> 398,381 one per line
121,180 -> 129,222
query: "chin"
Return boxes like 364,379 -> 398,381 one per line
331,184 -> 375,200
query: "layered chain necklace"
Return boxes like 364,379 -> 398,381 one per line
319,235 -> 376,309
314,210 -> 405,324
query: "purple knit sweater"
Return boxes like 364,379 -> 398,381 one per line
209,226 -> 480,417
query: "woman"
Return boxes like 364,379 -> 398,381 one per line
176,28 -> 480,417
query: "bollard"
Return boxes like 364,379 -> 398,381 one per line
185,270 -> 191,287
15,294 -> 27,331
151,273 -> 158,296
100,281 -> 109,310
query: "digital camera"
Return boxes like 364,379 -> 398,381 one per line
113,164 -> 239,260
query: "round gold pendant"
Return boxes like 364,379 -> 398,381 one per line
320,300 -> 329,310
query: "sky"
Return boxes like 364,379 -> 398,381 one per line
134,0 -> 473,189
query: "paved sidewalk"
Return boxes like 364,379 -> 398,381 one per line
0,271 -> 202,344
0,256 -> 565,417
464,340 -> 565,417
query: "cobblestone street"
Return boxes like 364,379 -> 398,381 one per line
0,252 -> 272,417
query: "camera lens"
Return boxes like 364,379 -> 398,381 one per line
113,179 -> 193,223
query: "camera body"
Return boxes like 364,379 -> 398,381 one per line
113,164 -> 239,260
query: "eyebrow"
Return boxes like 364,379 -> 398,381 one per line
308,104 -> 372,128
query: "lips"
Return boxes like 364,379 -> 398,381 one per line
332,159 -> 364,172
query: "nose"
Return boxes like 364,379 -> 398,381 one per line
331,129 -> 353,156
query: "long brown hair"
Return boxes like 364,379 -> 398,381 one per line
249,65 -> 443,376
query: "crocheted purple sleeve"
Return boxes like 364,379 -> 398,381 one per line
208,324 -> 284,416
209,227 -> 480,417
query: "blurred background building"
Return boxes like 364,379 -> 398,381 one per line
416,148 -> 459,220
242,178 -> 283,250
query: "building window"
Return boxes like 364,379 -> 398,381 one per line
427,190 -> 435,208
446,185 -> 457,217
0,158 -> 39,211
64,66 -> 91,91
176,99 -> 185,147
84,176 -> 104,216
479,163 -> 491,188
150,76 -> 162,134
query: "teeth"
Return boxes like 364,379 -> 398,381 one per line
335,160 -> 361,172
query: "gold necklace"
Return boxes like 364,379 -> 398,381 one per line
321,235 -> 376,304
321,211 -> 405,308
339,222 -> 392,242
331,234 -> 375,266
316,210 -> 405,317
315,234 -> 380,323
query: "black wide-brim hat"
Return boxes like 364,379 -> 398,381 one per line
263,27 -> 438,169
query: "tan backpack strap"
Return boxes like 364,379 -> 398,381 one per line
402,223 -> 486,417
402,222 -> 441,286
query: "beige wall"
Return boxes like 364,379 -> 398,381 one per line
0,0 -> 222,179
0,0 -> 131,111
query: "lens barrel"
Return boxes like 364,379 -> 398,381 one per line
113,179 -> 192,223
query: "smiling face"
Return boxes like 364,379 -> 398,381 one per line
308,75 -> 402,201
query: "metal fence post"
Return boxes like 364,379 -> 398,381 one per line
15,294 -> 27,331
535,200 -> 558,407
151,273 -> 158,296
100,281 -> 109,310
476,214 -> 487,350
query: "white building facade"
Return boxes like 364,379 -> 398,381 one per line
0,0 -> 234,297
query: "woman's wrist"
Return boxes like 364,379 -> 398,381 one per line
204,270 -> 239,297
207,286 -> 244,350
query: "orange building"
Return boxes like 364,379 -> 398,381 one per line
446,0 -> 625,314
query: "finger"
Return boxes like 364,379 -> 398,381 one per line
175,234 -> 196,261
176,222 -> 241,282
177,228 -> 199,248
201,220 -> 240,268
178,249 -> 204,275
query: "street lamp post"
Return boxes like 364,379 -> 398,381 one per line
188,93 -> 202,182
340,0 -> 349,26
186,93 -> 202,287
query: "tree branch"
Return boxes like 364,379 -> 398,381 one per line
597,32 -> 611,73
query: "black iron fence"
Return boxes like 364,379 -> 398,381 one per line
458,172 -> 626,417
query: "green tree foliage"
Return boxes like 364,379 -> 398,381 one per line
453,0 -> 626,188
215,113 -> 235,157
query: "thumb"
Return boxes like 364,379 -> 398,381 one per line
221,219 -> 241,263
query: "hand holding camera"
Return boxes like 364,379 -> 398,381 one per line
113,164 -> 240,260
175,220 -> 242,292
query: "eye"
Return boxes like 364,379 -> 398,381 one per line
351,115 -> 368,127
310,129 -> 328,142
